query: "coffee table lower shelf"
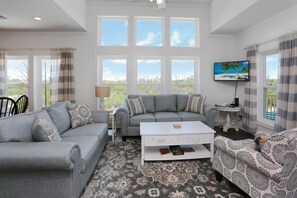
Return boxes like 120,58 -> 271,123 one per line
143,144 -> 211,163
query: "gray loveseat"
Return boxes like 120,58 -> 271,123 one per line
0,101 -> 109,198
116,94 -> 218,141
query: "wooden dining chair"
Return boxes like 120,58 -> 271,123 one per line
0,97 -> 18,117
15,95 -> 29,114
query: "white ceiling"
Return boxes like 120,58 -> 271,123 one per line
0,0 -> 86,32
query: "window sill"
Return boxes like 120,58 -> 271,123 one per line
257,119 -> 275,132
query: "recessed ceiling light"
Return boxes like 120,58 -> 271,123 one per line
33,16 -> 42,21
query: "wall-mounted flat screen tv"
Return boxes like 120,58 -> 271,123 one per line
214,60 -> 250,81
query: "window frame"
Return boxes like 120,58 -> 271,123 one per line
170,17 -> 199,48
134,16 -> 165,47
98,16 -> 129,47
258,50 -> 280,127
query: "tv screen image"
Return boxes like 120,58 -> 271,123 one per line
214,60 -> 250,81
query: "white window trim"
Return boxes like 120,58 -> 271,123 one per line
170,17 -> 199,48
97,16 -> 129,47
134,16 -> 165,47
170,56 -> 200,94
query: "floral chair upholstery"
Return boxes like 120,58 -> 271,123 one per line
212,128 -> 297,198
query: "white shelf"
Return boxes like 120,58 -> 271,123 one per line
143,144 -> 211,162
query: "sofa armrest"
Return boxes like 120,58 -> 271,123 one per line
116,103 -> 129,137
214,136 -> 282,182
203,104 -> 218,129
91,110 -> 109,123
0,142 -> 81,171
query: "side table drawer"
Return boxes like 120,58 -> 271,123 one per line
178,134 -> 212,144
144,135 -> 178,146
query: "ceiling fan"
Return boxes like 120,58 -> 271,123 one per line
128,0 -> 166,10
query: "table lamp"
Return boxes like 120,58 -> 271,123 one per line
95,85 -> 110,110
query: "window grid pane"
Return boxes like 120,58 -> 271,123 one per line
171,19 -> 197,47
102,59 -> 127,109
136,19 -> 163,46
41,59 -> 52,107
100,18 -> 128,46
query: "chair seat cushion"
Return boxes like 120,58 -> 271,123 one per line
154,112 -> 181,122
177,112 -> 206,122
130,113 -> 155,126
61,136 -> 99,172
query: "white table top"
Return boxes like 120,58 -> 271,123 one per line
217,106 -> 241,112
140,121 -> 216,136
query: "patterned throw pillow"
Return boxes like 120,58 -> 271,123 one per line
68,103 -> 94,129
185,95 -> 206,115
32,114 -> 62,142
126,97 -> 147,116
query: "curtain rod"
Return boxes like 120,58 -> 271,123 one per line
244,29 -> 297,50
1,48 -> 76,51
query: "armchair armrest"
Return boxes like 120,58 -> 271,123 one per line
214,136 -> 282,182
116,103 -> 129,137
203,104 -> 218,129
0,142 -> 81,171
91,110 -> 109,123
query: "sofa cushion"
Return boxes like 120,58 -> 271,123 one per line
0,110 -> 50,142
185,96 -> 206,115
176,94 -> 201,111
61,123 -> 108,140
32,114 -> 62,142
126,97 -> 147,116
154,112 -> 181,122
45,101 -> 71,134
130,113 -> 155,126
128,95 -> 155,113
62,136 -> 99,172
155,95 -> 176,112
177,112 -> 206,122
68,103 -> 94,129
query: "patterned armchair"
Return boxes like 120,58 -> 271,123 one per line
212,128 -> 297,198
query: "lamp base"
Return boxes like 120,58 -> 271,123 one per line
98,98 -> 105,110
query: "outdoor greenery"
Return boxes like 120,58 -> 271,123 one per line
221,62 -> 248,80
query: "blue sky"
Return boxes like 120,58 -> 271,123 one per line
6,59 -> 28,80
266,53 -> 279,80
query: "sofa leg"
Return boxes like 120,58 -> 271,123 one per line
122,136 -> 126,141
215,171 -> 223,182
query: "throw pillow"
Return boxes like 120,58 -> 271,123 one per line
68,103 -> 94,129
32,114 -> 62,142
185,95 -> 206,115
126,97 -> 147,116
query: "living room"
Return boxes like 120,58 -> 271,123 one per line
0,0 -> 297,197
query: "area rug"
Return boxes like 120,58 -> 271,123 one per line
80,138 -> 247,198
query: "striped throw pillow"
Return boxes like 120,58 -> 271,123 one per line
185,96 -> 206,115
126,97 -> 147,116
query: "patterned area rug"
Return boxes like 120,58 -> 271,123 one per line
81,138 -> 248,198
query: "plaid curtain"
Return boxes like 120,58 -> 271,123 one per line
274,33 -> 297,131
243,46 -> 258,134
0,50 -> 6,96
51,48 -> 75,104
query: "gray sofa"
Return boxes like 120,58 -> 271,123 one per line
116,94 -> 218,141
0,101 -> 109,198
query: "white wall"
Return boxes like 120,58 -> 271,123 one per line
0,3 -> 239,111
210,0 -> 258,32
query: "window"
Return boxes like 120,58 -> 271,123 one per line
170,18 -> 198,47
100,58 -> 127,109
38,57 -> 52,107
261,52 -> 280,121
137,59 -> 162,94
6,56 -> 29,101
99,17 -> 128,46
136,18 -> 163,46
171,59 -> 195,93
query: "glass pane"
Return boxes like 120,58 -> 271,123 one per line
101,19 -> 128,46
172,60 -> 195,93
41,59 -> 51,107
7,58 -> 29,100
171,19 -> 196,47
264,88 -> 277,120
137,59 -> 161,94
265,53 -> 279,86
102,59 -> 127,109
136,19 -> 162,46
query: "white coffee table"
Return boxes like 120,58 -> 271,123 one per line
140,121 -> 216,165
